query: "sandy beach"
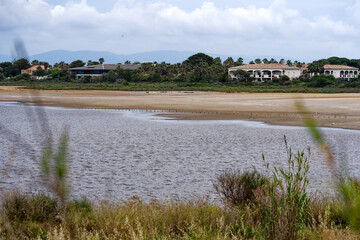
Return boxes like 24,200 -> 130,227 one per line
1,86 -> 360,130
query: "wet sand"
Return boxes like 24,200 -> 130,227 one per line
1,86 -> 360,130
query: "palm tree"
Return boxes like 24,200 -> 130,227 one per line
262,58 -> 269,64
99,58 -> 104,64
269,58 -> 277,64
255,59 -> 262,64
235,57 -> 244,66
223,57 -> 234,67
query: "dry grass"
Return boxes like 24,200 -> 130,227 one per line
0,192 -> 360,239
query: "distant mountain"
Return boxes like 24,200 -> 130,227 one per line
0,50 -> 308,65
0,54 -> 13,63
27,50 -> 254,65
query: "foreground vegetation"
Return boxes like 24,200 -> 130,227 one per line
1,191 -> 359,239
2,135 -> 360,239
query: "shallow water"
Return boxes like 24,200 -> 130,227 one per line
1,101 -> 360,202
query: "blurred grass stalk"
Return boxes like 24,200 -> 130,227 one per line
296,99 -> 360,232
41,131 -> 69,207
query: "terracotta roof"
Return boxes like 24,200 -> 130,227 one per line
229,64 -> 300,70
23,65 -> 46,71
323,65 -> 358,70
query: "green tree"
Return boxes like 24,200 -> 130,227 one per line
255,58 -> 262,64
13,73 -> 31,81
307,62 -> 324,74
69,60 -> 86,68
124,60 -> 131,64
102,70 -> 117,82
286,60 -> 293,66
279,59 -> 285,65
99,58 -> 104,64
214,57 -> 222,65
53,61 -> 69,70
48,67 -> 62,79
223,57 -> 234,67
273,75 -> 290,85
87,60 -> 100,66
183,53 -> 214,66
32,66 -> 47,77
31,59 -> 39,65
308,74 -> 337,87
13,58 -> 31,75
269,58 -> 277,64
0,62 -> 17,77
231,69 -> 252,83
234,57 -> 244,66
115,67 -> 132,81
262,58 -> 269,64
39,61 -> 50,70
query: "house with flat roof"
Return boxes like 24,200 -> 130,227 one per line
323,65 -> 358,80
69,64 -> 141,79
228,64 -> 301,82
21,65 -> 46,75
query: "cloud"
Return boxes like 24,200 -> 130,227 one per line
347,0 -> 360,23
0,0 -> 359,59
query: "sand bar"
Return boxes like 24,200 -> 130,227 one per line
1,86 -> 360,130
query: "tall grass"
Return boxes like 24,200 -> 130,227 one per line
260,137 -> 311,239
296,99 -> 360,235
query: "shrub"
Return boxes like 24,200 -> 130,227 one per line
2,192 -> 58,223
308,74 -> 337,87
213,169 -> 267,206
67,197 -> 92,217
13,73 -> 30,81
339,177 -> 360,231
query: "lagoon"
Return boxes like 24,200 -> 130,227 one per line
1,101 -> 360,202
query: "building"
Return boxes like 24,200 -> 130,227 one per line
21,65 -> 46,75
228,64 -> 301,82
323,65 -> 358,80
69,64 -> 141,79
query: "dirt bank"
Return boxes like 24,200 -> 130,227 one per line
1,86 -> 360,130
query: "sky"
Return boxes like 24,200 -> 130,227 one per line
1,0 -> 360,61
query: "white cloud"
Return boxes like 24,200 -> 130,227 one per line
0,0 -> 359,59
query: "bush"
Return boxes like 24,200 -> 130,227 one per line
308,74 -> 337,87
2,192 -> 58,223
67,197 -> 92,217
12,73 -> 30,81
213,169 -> 267,206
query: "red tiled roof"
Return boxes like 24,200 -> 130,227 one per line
229,64 -> 300,70
23,65 -> 46,71
323,65 -> 358,70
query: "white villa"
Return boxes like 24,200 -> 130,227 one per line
228,64 -> 301,82
323,65 -> 358,80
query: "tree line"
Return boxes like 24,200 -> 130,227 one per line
1,54 -> 360,87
